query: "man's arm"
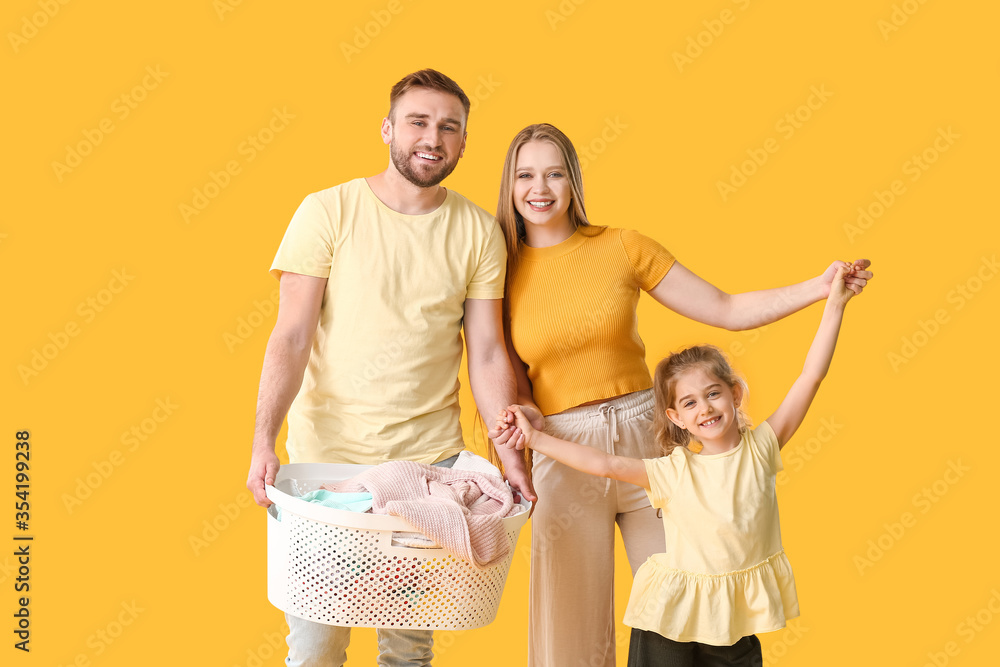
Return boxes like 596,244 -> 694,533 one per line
464,298 -> 537,502
246,272 -> 326,507
648,259 -> 871,331
488,326 -> 545,447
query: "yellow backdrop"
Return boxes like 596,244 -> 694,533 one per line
5,0 -> 999,665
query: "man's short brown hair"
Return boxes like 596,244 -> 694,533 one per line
388,69 -> 471,126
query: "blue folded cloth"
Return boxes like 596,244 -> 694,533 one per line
298,489 -> 373,513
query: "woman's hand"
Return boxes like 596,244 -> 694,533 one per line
819,259 -> 872,297
510,403 -> 544,430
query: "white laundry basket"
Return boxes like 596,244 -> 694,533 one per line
265,462 -> 531,630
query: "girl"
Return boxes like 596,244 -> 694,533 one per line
497,266 -> 856,666
489,122 -> 871,666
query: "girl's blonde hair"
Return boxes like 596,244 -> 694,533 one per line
652,345 -> 752,456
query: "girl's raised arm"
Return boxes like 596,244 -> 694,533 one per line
502,406 -> 650,490
766,266 -> 855,449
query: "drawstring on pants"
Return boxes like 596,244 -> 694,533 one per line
588,404 -> 619,496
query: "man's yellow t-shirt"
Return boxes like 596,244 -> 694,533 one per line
270,178 -> 506,465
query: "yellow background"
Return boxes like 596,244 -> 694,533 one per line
4,0 -> 999,664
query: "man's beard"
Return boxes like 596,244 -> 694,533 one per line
389,140 -> 459,188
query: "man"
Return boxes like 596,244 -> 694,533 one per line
246,69 -> 534,667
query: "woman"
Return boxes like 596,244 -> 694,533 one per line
491,123 -> 871,666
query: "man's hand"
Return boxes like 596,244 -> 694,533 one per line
247,446 -> 281,507
490,405 -> 540,506
502,457 -> 537,505
489,403 -> 544,448
246,272 -> 325,509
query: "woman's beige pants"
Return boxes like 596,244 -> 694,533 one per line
529,389 -> 666,667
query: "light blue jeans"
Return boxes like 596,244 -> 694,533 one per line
284,454 -> 459,667
284,620 -> 434,667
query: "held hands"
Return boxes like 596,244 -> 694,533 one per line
490,403 -> 544,449
827,265 -> 856,308
489,405 -> 542,504
820,259 -> 872,298
494,405 -> 539,451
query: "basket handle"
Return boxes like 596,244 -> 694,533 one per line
264,483 -> 428,532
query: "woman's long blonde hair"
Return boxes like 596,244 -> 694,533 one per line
652,345 -> 753,456
495,123 -> 591,302
482,124 -> 591,476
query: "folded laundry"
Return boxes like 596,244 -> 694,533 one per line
451,451 -> 504,480
324,460 -> 521,568
391,531 -> 438,548
297,489 -> 374,513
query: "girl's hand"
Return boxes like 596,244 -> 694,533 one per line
495,406 -> 537,450
494,409 -> 526,450
828,265 -> 855,307
820,258 -> 872,297
490,405 -> 543,443
492,411 -> 520,450
512,403 -> 544,431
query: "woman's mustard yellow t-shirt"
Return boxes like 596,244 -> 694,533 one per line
508,225 -> 674,415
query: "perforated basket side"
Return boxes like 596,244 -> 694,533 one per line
265,463 -> 529,630
276,512 -> 520,629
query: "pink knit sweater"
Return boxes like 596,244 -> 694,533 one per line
324,461 -> 520,568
